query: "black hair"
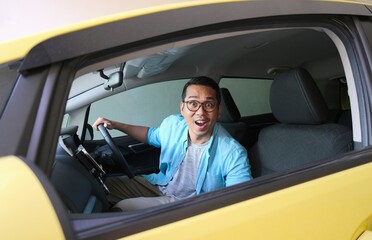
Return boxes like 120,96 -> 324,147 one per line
181,76 -> 221,104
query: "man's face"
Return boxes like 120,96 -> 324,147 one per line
180,84 -> 221,144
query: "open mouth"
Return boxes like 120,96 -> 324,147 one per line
195,120 -> 208,128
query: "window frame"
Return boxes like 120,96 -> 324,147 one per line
67,18 -> 371,237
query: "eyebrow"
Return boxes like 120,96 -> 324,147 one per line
187,96 -> 216,101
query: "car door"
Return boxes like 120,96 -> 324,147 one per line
2,1 -> 372,239
0,156 -> 74,239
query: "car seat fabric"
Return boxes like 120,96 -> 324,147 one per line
249,68 -> 353,177
337,109 -> 352,129
269,68 -> 329,124
218,88 -> 247,144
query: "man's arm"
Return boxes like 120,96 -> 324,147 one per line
92,117 -> 149,143
224,147 -> 252,187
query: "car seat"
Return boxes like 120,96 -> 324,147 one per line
249,68 -> 353,177
218,88 -> 247,145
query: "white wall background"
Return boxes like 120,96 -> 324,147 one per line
0,0 -> 197,43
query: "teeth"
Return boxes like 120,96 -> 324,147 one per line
195,120 -> 206,126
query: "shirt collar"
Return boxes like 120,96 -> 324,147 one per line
181,122 -> 220,151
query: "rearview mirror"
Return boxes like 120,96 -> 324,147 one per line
104,72 -> 123,91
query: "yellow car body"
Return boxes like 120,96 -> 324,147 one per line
2,0 -> 372,239
0,157 -> 65,239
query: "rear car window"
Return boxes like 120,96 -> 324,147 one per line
219,78 -> 272,116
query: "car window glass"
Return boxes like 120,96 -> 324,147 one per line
219,78 -> 272,116
361,20 -> 372,56
88,79 -> 189,139
0,64 -> 19,118
61,114 -> 70,128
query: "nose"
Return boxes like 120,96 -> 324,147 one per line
195,104 -> 206,114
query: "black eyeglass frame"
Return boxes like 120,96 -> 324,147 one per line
183,100 -> 218,112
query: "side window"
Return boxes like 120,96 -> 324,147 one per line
61,114 -> 70,128
88,79 -> 189,139
0,63 -> 19,117
219,78 -> 272,116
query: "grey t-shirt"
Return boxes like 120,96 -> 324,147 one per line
159,140 -> 208,199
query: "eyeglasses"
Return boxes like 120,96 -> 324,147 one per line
183,100 -> 217,112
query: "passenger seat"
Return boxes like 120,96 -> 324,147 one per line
249,68 -> 353,177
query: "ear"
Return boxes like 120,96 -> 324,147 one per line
180,101 -> 185,116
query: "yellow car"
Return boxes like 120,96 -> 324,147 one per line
2,0 -> 372,239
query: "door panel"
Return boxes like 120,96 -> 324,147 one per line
120,161 -> 372,240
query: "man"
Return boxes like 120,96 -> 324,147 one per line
93,76 -> 252,211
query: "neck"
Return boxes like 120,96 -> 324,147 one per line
188,133 -> 212,145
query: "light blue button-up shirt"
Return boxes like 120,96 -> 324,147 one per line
143,114 -> 252,194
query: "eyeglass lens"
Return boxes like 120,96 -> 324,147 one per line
185,100 -> 216,112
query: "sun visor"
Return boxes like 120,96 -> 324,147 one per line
123,46 -> 192,79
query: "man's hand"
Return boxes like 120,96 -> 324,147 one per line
92,117 -> 114,130
92,117 -> 149,143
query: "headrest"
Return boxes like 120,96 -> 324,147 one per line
270,68 -> 329,124
219,88 -> 241,123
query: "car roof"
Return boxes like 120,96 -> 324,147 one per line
0,1 -> 214,65
1,0 -> 372,67
0,1 -> 191,44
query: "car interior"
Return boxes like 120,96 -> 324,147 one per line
50,26 -> 354,215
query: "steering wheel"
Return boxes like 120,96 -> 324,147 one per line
97,124 -> 135,178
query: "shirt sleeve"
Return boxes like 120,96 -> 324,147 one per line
147,127 -> 161,147
147,115 -> 182,148
224,146 -> 252,187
